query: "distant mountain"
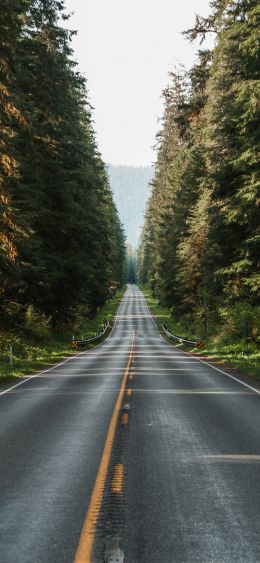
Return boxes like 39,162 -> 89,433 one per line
107,164 -> 153,248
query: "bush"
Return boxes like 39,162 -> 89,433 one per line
25,305 -> 51,340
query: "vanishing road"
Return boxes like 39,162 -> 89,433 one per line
0,285 -> 260,562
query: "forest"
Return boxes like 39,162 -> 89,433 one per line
138,0 -> 259,344
0,0 -> 125,334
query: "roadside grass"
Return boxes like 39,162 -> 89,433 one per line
0,286 -> 126,383
192,343 -> 260,381
140,285 -> 260,382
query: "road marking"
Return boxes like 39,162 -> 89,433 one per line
73,330 -> 135,563
149,359 -> 201,362
127,389 -> 132,397
111,464 -> 124,494
6,390 -> 130,395
0,356 -> 79,397
180,350 -> 260,396
121,413 -> 129,424
64,354 -> 135,359
38,368 -> 126,372
116,314 -> 153,318
133,367 -> 204,376
23,373 -> 123,379
9,388 -> 251,396
36,370 -> 123,374
0,292 -> 130,398
132,368 -> 200,372
84,351 -> 134,354
104,538 -> 124,563
197,455 -> 260,462
142,295 -> 158,329
132,389 -> 252,395
0,366 -> 124,394
139,288 -> 260,398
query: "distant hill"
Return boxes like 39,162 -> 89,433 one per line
107,164 -> 153,248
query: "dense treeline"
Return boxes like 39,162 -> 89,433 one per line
0,0 -> 125,330
125,244 -> 137,284
138,0 -> 259,342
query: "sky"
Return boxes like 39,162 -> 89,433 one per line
64,0 -> 213,167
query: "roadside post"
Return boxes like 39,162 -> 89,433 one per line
9,345 -> 13,368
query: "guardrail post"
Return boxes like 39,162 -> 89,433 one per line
9,345 -> 13,368
161,324 -> 202,348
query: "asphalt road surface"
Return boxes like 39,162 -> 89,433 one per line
0,285 -> 260,562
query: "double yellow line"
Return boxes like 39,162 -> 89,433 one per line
74,331 -> 135,563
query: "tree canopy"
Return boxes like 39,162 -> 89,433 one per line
0,0 -> 125,329
138,0 -> 260,341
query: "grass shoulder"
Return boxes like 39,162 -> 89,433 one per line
0,286 -> 126,384
140,284 -> 260,382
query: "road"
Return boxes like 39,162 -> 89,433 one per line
0,285 -> 260,562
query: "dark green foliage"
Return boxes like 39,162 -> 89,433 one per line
126,244 -> 137,284
0,2 -> 30,276
138,0 -> 260,342
0,0 -> 125,329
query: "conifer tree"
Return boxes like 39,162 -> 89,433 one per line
139,0 -> 259,340
1,0 -> 125,328
202,0 -> 260,305
0,0 -> 30,322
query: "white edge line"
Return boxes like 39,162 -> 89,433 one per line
0,347 -> 95,398
188,355 -> 260,396
174,338 -> 260,396
0,290 -> 127,398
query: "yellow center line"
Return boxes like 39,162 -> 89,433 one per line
121,413 -> 129,424
111,464 -> 124,494
73,331 -> 135,563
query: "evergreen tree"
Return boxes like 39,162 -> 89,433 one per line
126,244 -> 137,284
0,1 -> 30,321
0,0 -> 125,328
139,0 -> 259,341
202,0 -> 260,305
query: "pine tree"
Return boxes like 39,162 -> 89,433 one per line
139,54 -> 211,312
1,0 -> 125,328
0,0 -> 31,323
139,0 -> 259,341
202,0 -> 260,305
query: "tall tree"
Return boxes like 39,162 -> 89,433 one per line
201,0 -> 260,305
1,0 -> 125,328
139,0 -> 259,340
0,1 -> 30,321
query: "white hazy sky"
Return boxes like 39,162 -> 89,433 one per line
64,0 -> 212,166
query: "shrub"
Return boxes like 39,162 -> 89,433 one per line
219,302 -> 259,342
